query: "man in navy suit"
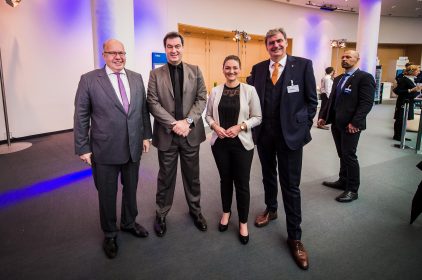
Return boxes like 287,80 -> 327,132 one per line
248,28 -> 317,270
318,50 -> 375,203
74,39 -> 152,259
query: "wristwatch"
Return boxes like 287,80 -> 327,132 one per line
186,117 -> 193,125
240,122 -> 247,131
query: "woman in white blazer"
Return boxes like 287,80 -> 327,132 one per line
206,55 -> 262,244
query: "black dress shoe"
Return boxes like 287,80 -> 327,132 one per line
238,233 -> 249,245
335,191 -> 358,202
121,223 -> 149,238
191,213 -> 207,231
218,212 -> 231,232
103,237 -> 118,259
322,180 -> 345,190
154,216 -> 166,237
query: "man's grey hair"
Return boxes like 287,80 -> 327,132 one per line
265,28 -> 287,45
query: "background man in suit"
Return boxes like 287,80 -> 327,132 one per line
318,50 -> 375,203
247,28 -> 317,270
147,32 -> 208,237
74,39 -> 152,259
317,67 -> 335,130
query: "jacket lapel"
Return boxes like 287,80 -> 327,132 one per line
161,64 -> 174,98
126,70 -> 136,115
343,68 -> 360,90
281,55 -> 294,94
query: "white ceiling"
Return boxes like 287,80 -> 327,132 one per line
271,0 -> 422,18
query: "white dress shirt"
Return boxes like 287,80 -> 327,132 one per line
105,65 -> 131,105
269,55 -> 287,81
320,74 -> 334,97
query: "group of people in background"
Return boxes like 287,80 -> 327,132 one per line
393,64 -> 422,141
74,27 -> 377,271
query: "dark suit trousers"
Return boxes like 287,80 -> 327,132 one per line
257,123 -> 303,240
211,137 -> 254,223
318,93 -> 329,119
331,123 -> 361,193
92,160 -> 140,238
156,135 -> 201,218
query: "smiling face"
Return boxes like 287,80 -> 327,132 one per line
102,39 -> 126,72
165,37 -> 184,65
223,59 -> 241,83
266,32 -> 288,62
341,50 -> 359,70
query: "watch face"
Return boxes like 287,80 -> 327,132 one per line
187,118 -> 193,124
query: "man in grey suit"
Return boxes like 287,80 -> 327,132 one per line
74,39 -> 152,259
147,32 -> 208,237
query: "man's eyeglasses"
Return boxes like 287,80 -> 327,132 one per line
104,51 -> 126,57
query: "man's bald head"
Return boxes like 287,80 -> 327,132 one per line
102,39 -> 126,73
341,50 -> 360,70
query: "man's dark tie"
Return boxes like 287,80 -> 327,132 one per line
174,65 -> 183,120
335,73 -> 350,107
114,72 -> 129,113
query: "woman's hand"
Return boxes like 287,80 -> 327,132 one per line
213,124 -> 229,139
226,125 -> 242,138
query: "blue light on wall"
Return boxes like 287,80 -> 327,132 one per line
0,169 -> 92,210
304,15 -> 322,61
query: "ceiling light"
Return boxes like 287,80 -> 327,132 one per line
5,0 -> 21,7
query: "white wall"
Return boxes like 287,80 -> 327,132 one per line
1,0 -> 421,139
0,0 -> 93,140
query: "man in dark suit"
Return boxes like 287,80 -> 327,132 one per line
147,32 -> 208,237
247,28 -> 317,270
74,39 -> 152,259
318,50 -> 375,203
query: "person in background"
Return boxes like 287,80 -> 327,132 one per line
317,67 -> 335,130
206,55 -> 262,245
74,39 -> 152,259
393,65 -> 422,141
318,50 -> 375,203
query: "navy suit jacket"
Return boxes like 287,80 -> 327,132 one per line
320,69 -> 375,130
74,67 -> 152,164
247,55 -> 318,150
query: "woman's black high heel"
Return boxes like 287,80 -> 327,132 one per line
238,223 -> 249,244
218,212 -> 231,232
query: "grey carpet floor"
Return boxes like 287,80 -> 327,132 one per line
0,104 -> 421,280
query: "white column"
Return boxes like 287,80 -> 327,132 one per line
91,0 -> 135,69
356,0 -> 381,77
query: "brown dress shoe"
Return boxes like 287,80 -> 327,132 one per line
254,209 -> 277,227
287,239 -> 309,270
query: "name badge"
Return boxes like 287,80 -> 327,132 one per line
287,80 -> 299,93
343,87 -> 352,95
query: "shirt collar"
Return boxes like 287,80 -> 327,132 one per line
270,55 -> 287,69
105,65 -> 126,75
345,67 -> 358,76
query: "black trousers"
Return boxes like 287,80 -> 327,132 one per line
318,93 -> 329,119
156,135 -> 201,218
331,123 -> 361,193
257,123 -> 303,240
393,107 -> 405,140
92,160 -> 140,238
211,137 -> 254,223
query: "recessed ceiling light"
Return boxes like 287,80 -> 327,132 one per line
392,5 -> 396,9
417,7 -> 421,10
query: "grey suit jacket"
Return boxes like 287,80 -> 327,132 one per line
147,62 -> 207,151
74,67 -> 152,164
206,83 -> 262,150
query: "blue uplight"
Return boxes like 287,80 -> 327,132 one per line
0,169 -> 92,210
